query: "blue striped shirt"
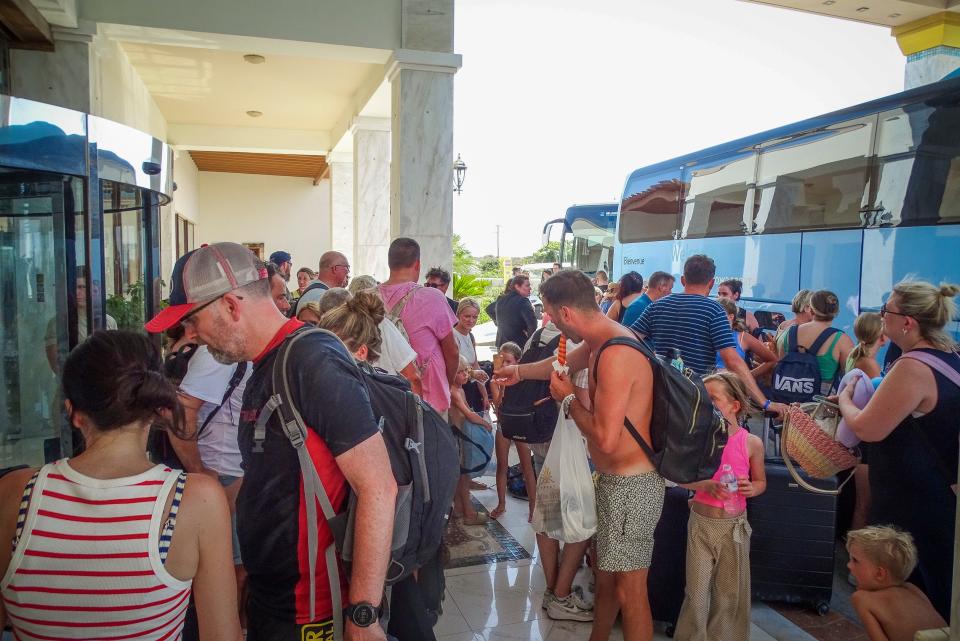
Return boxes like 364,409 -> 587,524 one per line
631,293 -> 736,375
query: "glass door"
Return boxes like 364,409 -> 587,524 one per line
0,169 -> 83,467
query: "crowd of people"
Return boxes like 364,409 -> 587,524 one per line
0,240 -> 955,641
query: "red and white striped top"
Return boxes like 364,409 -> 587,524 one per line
1,460 -> 192,641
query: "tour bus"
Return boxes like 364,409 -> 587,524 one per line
612,76 -> 960,338
543,202 -> 619,276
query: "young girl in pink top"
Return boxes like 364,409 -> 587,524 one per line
675,371 -> 767,641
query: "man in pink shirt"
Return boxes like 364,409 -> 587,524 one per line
378,238 -> 460,416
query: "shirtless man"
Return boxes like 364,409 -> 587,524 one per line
496,269 -> 661,641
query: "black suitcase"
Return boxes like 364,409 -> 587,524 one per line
648,486 -> 691,637
748,460 -> 837,615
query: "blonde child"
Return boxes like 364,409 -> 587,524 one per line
450,356 -> 493,525
847,526 -> 946,641
846,312 -> 886,533
675,371 -> 766,641
489,343 -> 538,520
846,312 -> 887,377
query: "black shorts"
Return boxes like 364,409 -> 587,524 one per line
247,612 -> 334,641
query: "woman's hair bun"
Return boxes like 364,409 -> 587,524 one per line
347,289 -> 386,325
939,283 -> 960,298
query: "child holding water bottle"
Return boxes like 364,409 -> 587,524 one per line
675,371 -> 767,641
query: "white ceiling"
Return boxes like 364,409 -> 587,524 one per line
121,42 -> 388,131
743,0 -> 960,28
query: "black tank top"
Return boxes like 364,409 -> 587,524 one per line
871,349 -> 960,511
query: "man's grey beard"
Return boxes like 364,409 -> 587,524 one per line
208,346 -> 243,364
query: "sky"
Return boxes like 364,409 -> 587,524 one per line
451,0 -> 906,258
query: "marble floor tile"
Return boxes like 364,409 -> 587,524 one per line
476,618 -> 554,640
438,632 -> 483,641
436,590 -> 472,636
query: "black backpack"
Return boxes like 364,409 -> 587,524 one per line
771,326 -> 841,404
149,357 -> 248,470
594,335 -> 727,484
255,327 -> 459,638
163,343 -> 199,384
498,328 -> 562,443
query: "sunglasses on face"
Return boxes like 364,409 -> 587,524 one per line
880,303 -> 910,319
425,282 -> 442,288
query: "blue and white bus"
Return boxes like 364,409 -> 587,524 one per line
543,203 -> 619,276
613,77 -> 960,337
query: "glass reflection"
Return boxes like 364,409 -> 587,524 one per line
0,170 -> 81,468
681,151 -> 756,239
872,103 -> 960,227
619,168 -> 684,243
102,181 -> 146,332
754,116 -> 875,234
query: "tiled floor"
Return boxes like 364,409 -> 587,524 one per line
440,479 -> 827,641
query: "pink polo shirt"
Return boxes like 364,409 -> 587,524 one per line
378,282 -> 458,412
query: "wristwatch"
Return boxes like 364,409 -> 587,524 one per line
344,602 -> 381,627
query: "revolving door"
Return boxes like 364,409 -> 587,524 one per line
0,96 -> 171,468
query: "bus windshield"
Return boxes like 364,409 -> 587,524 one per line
546,203 -> 618,275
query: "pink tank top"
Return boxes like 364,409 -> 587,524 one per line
694,426 -> 750,512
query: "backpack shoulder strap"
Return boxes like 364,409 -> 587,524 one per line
899,350 -> 960,388
388,285 -> 421,320
786,324 -> 800,354
263,326 -> 351,638
898,351 -> 960,491
589,334 -> 658,463
808,327 -> 841,355
591,334 -> 655,383
197,361 -> 248,437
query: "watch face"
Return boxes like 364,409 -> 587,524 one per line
351,604 -> 377,627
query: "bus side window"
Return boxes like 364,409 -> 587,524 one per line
754,115 -> 876,234
618,169 -> 683,243
680,151 -> 757,239
873,103 -> 960,227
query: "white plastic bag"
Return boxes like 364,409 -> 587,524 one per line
531,413 -> 597,543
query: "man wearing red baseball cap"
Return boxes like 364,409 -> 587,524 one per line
146,242 -> 396,641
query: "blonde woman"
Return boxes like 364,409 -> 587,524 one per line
317,289 -> 423,396
838,280 -> 960,619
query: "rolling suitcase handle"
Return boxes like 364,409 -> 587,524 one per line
780,416 -> 856,495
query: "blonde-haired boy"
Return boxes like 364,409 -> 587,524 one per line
847,526 -> 946,641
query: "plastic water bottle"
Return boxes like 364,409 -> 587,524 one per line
666,348 -> 684,372
719,464 -> 739,514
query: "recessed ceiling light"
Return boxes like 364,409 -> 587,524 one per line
246,110 -> 263,118
243,54 -> 266,64
822,1 -> 835,5
889,12 -> 901,18
856,6 -> 870,12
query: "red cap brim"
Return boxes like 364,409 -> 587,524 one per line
144,302 -> 198,333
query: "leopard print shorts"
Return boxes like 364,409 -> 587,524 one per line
594,470 -> 665,572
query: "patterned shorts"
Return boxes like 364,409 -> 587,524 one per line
595,470 -> 665,572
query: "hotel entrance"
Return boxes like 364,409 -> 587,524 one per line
0,97 -> 171,470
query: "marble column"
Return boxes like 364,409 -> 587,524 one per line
904,46 -> 960,89
894,13 -> 960,89
327,153 -> 354,268
353,121 -> 392,281
388,52 -> 461,275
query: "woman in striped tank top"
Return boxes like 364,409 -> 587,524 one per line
0,331 -> 241,641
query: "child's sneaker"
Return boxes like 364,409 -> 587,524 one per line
546,592 -> 594,622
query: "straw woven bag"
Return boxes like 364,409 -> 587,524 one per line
781,399 -> 859,495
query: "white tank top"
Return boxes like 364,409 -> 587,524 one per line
1,460 -> 192,640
